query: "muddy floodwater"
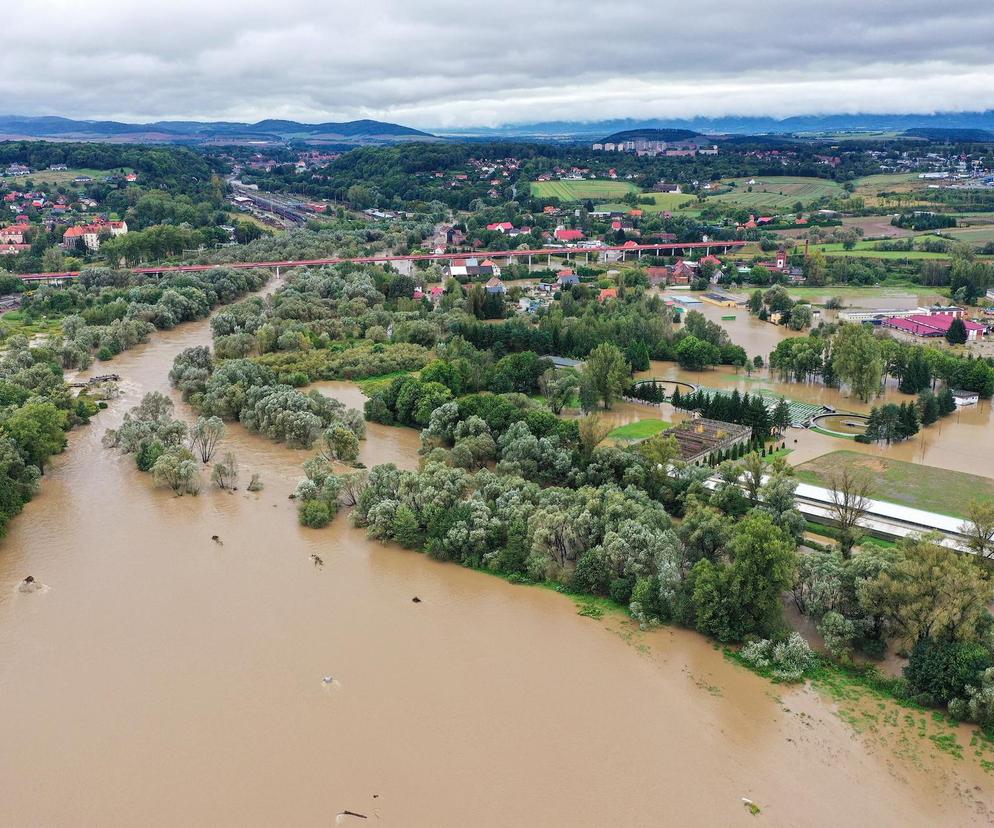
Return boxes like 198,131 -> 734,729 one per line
3,295 -> 994,826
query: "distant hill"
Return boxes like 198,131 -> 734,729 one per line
0,115 -> 437,145
438,111 -> 994,139
598,128 -> 700,143
903,127 -> 994,142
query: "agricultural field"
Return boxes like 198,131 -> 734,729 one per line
839,215 -> 917,238
806,241 -> 954,260
530,179 -> 638,202
931,225 -> 994,246
7,167 -> 133,188
794,450 -> 994,519
851,172 -> 924,195
706,176 -> 845,210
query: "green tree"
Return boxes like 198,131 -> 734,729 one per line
899,349 -> 931,395
675,335 -> 720,371
859,535 -> 994,647
832,324 -> 883,402
905,639 -> 993,706
960,500 -> 994,561
918,391 -> 940,426
692,512 -> 797,642
299,499 -> 332,528
945,317 -> 968,345
580,343 -> 630,410
151,446 -> 202,495
2,402 -> 67,473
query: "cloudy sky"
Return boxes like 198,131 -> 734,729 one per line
4,0 -> 994,128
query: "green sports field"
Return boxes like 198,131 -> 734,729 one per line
530,179 -> 638,202
707,176 -> 846,210
8,167 -> 134,187
598,192 -> 697,213
608,418 -> 671,441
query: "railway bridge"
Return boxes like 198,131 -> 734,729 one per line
14,240 -> 748,284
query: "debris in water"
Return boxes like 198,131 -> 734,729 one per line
18,576 -> 41,594
211,535 -> 223,545
336,811 -> 367,823
742,797 -> 761,816
323,676 -> 334,684
411,596 -> 421,603
311,554 -> 324,568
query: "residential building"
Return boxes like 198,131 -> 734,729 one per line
554,228 -> 585,243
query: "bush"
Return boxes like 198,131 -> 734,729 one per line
904,639 -> 994,707
299,499 -> 332,528
97,346 -> 114,361
609,575 -> 635,606
739,633 -> 817,682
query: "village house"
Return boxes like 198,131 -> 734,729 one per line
445,256 -> 501,279
485,277 -> 506,294
557,268 -> 580,287
554,228 -> 585,243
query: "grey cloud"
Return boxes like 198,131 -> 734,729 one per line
3,0 -> 994,127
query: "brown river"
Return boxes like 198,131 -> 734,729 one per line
2,290 -> 994,826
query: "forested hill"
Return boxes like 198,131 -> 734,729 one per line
0,115 -> 435,145
599,128 -> 701,143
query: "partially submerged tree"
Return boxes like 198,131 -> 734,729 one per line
189,416 -> 226,463
211,452 -> 239,490
152,446 -> 202,495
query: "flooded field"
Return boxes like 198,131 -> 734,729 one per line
2,291 -> 994,826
